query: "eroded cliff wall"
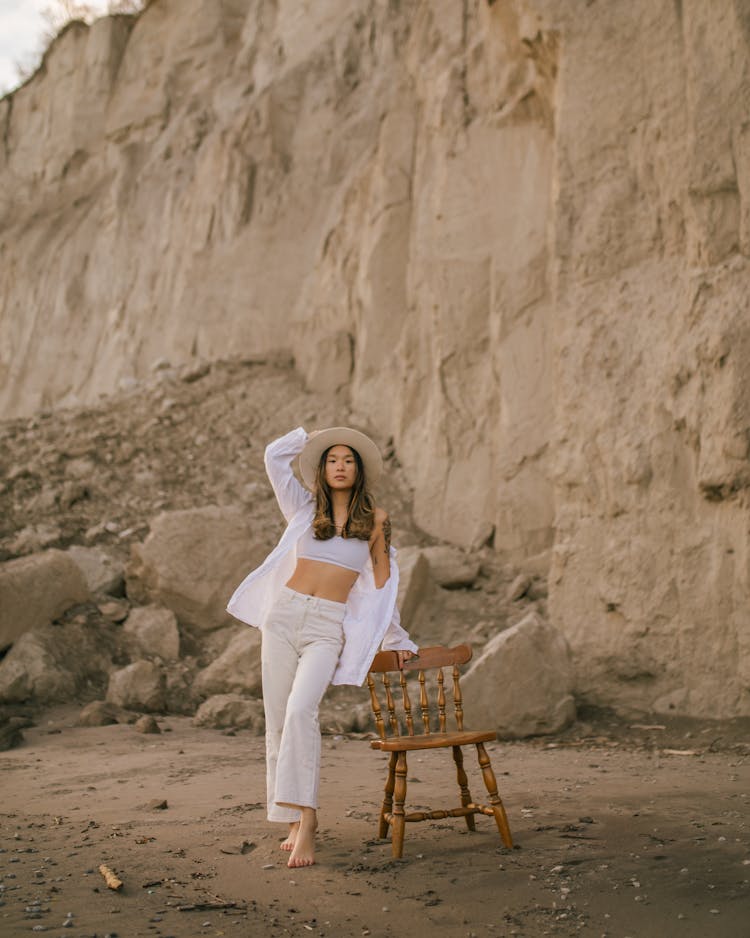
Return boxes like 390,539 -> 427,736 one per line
1,0 -> 748,717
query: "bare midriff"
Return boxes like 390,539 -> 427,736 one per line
286,557 -> 361,604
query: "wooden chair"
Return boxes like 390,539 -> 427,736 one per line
366,643 -> 514,858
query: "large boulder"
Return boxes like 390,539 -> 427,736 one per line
194,629 -> 262,698
421,546 -> 481,589
462,612 -> 576,738
396,547 -> 432,625
106,660 -> 167,713
0,550 -> 89,649
126,506 -> 266,633
123,605 -> 181,661
77,700 -> 135,726
67,546 -> 125,596
0,622 -> 120,704
193,694 -> 265,732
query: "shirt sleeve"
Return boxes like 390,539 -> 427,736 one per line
264,426 -> 313,522
380,604 -> 419,653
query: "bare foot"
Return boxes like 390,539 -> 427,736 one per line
279,821 -> 299,852
288,808 -> 316,868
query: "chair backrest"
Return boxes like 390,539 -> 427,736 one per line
367,644 -> 473,740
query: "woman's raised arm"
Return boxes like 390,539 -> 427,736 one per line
264,427 -> 313,522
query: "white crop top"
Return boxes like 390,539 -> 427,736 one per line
297,527 -> 371,573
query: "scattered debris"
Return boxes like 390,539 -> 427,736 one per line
98,864 -> 123,891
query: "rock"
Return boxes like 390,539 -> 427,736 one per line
0,622 -> 120,704
97,599 -> 130,622
133,714 -> 161,734
146,798 -> 168,810
193,694 -> 265,732
59,480 -> 90,510
26,485 -> 58,513
508,574 -> 532,602
396,547 -> 432,625
181,362 -> 210,383
164,662 -> 202,715
123,605 -> 180,661
319,696 -> 372,735
77,700 -> 131,726
421,546 -> 481,589
197,623 -> 245,664
66,546 -> 125,596
126,506 -> 266,632
219,840 -> 256,855
0,551 -> 89,649
64,457 -> 96,480
9,524 -> 62,555
462,612 -> 576,738
194,629 -> 262,697
106,660 -> 166,713
0,717 -> 25,751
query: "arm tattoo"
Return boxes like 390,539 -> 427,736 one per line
383,516 -> 391,555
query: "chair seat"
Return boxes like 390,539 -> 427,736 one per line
370,729 -> 497,752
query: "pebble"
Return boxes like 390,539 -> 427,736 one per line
146,798 -> 168,810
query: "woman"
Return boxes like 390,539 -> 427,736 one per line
227,426 -> 418,869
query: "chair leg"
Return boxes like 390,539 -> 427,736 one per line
379,752 -> 397,839
391,751 -> 408,859
452,745 -> 476,831
476,742 -> 513,848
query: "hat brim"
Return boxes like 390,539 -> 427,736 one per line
299,427 -> 383,491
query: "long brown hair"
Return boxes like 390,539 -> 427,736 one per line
312,445 -> 375,541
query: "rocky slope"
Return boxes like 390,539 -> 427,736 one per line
1,0 -> 749,716
0,358 -> 558,736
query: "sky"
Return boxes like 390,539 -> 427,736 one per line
0,0 -> 112,95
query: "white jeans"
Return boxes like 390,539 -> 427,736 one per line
261,586 -> 346,823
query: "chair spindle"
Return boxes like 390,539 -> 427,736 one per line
437,668 -> 446,733
400,671 -> 414,736
453,664 -> 464,731
419,670 -> 430,734
382,672 -> 400,736
367,674 -> 386,740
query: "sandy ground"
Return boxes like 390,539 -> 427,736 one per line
1,708 -> 749,938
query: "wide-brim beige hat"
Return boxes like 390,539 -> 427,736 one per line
299,427 -> 383,491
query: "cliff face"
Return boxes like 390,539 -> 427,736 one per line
1,0 -> 749,717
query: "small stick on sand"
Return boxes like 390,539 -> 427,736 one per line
99,864 -> 123,891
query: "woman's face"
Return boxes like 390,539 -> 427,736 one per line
324,445 -> 358,491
